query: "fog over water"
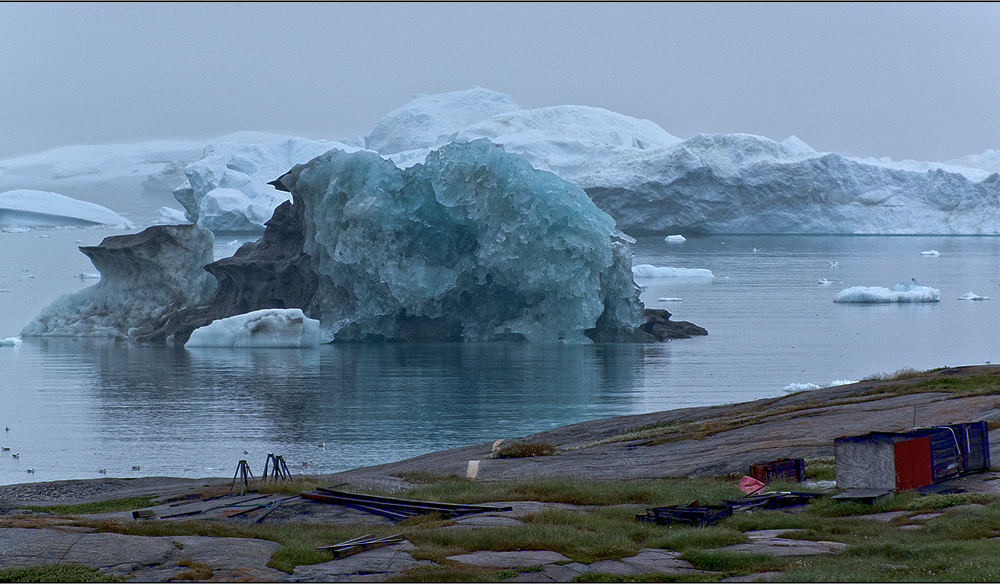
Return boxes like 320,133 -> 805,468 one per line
2,3 -> 998,164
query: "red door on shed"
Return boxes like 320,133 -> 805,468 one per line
894,436 -> 933,489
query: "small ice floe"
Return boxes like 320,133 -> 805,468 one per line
829,261 -> 839,268
658,297 -> 684,302
186,308 -> 320,348
35,234 -> 50,239
21,275 -> 34,279
818,278 -> 834,285
78,273 -> 100,280
664,234 -> 686,244
2,227 -> 31,233
959,292 -> 989,301
783,383 -> 821,393
632,264 -> 715,279
752,247 -> 758,252
920,250 -> 940,256
0,337 -> 22,346
783,379 -> 858,394
834,279 -> 940,303
0,289 -> 10,293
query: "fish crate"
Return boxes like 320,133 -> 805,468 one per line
749,458 -> 806,483
637,501 -> 734,527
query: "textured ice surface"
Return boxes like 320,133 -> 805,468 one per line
664,235 -> 686,244
632,264 -> 715,279
365,86 -> 521,155
20,225 -> 217,337
833,281 -> 941,303
277,138 -> 644,343
0,189 -> 134,229
172,137 -> 359,232
186,308 -> 320,348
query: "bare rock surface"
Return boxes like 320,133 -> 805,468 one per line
332,365 -> 1000,486
0,527 -> 285,582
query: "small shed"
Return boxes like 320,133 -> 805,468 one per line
834,427 -> 966,491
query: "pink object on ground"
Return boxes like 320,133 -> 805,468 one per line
738,475 -> 765,494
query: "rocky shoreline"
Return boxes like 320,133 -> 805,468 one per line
3,364 -> 998,502
2,365 -> 999,582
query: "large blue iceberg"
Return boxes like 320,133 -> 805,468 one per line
280,139 -> 645,343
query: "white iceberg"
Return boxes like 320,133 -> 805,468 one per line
958,292 -> 989,301
944,149 -> 1000,174
367,88 -> 1000,235
818,278 -> 834,285
657,297 -> 684,302
172,137 -> 359,232
0,190 -> 134,229
664,235 -> 686,244
920,250 -> 940,256
833,280 -> 941,303
632,264 -> 715,279
186,309 -> 320,348
0,337 -> 22,347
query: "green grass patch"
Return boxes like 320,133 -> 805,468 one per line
0,564 -> 124,582
905,492 -> 999,511
393,471 -> 471,485
681,549 -> 787,574
491,441 -> 556,459
572,573 -> 719,582
396,476 -> 743,507
22,496 -> 156,515
175,558 -> 213,580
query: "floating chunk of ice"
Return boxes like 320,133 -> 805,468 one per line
920,250 -> 940,256
783,383 -> 821,393
833,280 -> 940,303
664,235 -> 686,244
186,309 -> 320,348
783,379 -> 857,394
818,278 -> 834,285
632,264 -> 715,279
958,292 -> 989,301
658,297 -> 684,302
0,190 -> 133,229
0,337 -> 21,346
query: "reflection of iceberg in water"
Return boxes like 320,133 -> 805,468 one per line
41,339 -> 644,475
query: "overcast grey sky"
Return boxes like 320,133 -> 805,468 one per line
1,2 -> 998,162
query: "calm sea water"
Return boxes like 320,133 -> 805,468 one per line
2,233 -> 999,485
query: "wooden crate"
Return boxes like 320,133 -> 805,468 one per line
749,458 -> 805,483
637,502 -> 734,527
